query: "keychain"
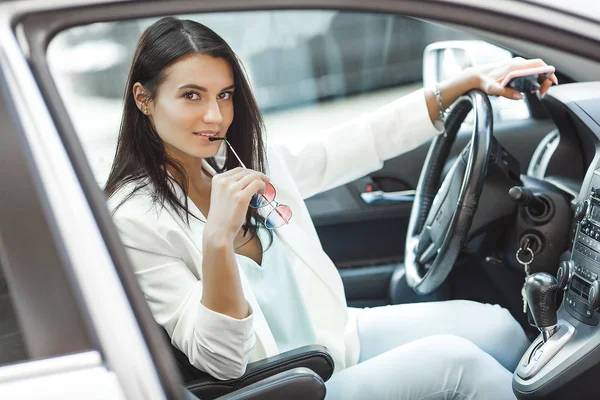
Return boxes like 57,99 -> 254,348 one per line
517,239 -> 535,314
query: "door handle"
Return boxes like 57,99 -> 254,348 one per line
360,189 -> 416,205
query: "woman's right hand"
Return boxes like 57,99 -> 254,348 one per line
203,167 -> 270,249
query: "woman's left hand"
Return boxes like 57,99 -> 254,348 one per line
470,57 -> 559,100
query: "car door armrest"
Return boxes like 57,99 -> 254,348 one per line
184,345 -> 334,400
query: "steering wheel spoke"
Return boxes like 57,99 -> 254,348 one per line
418,242 -> 438,265
414,226 -> 432,255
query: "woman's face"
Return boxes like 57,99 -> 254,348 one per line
136,54 -> 235,163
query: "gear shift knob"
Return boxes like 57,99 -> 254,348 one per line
525,272 -> 560,341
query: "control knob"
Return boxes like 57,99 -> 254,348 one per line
574,200 -> 590,222
509,186 -> 549,219
556,260 -> 574,290
589,280 -> 600,311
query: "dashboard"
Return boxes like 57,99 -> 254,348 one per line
513,83 -> 600,399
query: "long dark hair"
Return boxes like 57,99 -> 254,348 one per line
105,17 -> 269,242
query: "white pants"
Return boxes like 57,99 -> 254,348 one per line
325,300 -> 530,400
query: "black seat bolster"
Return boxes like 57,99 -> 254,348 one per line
184,345 -> 334,400
215,367 -> 326,400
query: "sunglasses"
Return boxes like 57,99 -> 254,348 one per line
209,137 -> 292,229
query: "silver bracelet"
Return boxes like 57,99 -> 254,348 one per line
432,85 -> 446,123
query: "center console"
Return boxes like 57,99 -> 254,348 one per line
565,186 -> 600,323
513,170 -> 600,399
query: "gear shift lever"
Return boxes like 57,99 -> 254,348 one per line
525,272 -> 560,342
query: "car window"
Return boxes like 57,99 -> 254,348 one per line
0,260 -> 28,366
47,10 -> 529,188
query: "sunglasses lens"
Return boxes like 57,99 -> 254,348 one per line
250,182 -> 276,208
265,205 -> 292,229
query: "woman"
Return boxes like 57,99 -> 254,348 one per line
106,17 -> 556,399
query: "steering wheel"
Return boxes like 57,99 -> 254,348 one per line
405,90 -> 493,295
